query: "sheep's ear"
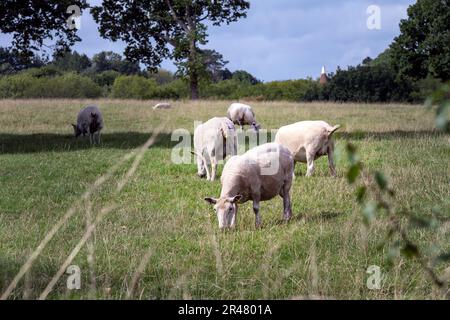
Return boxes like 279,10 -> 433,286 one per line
71,124 -> 76,129
204,197 -> 217,205
228,195 -> 242,203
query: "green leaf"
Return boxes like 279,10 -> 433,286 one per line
347,164 -> 360,184
356,186 -> 366,203
362,201 -> 377,225
401,243 -> 419,259
408,215 -> 432,229
387,244 -> 400,261
374,171 -> 388,190
386,241 -> 401,266
424,97 -> 434,108
345,143 -> 359,164
434,252 -> 450,265
346,143 -> 356,154
435,105 -> 449,132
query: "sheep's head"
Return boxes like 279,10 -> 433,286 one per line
204,195 -> 242,229
71,124 -> 82,138
252,122 -> 261,132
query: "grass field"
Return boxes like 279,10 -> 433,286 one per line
0,99 -> 449,299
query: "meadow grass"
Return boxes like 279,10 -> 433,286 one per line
0,99 -> 449,299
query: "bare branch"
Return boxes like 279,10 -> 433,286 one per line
165,0 -> 189,32
198,12 -> 210,22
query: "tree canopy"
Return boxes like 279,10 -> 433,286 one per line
91,51 -> 141,75
52,50 -> 91,73
91,0 -> 250,99
232,70 -> 260,85
389,0 -> 450,81
0,47 -> 45,75
198,49 -> 230,82
0,0 -> 89,60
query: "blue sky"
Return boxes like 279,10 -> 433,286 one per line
0,0 -> 416,81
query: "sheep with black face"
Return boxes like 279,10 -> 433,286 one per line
71,105 -> 103,144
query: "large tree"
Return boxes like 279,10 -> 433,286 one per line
197,49 -> 230,82
91,51 -> 140,75
0,1 -> 89,61
389,0 -> 450,81
91,0 -> 250,99
232,70 -> 260,85
52,50 -> 91,73
0,47 -> 45,74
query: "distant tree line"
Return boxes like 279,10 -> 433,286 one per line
0,47 -> 268,99
0,45 -> 445,102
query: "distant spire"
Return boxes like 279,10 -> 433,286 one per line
319,66 -> 328,85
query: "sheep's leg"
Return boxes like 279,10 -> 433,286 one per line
253,200 -> 262,228
196,153 -> 206,178
211,157 -> 218,181
204,154 -> 212,181
205,163 -> 211,181
328,145 -> 337,177
281,182 -> 292,221
89,134 -> 93,145
292,162 -> 296,180
237,120 -> 243,131
305,152 -> 315,177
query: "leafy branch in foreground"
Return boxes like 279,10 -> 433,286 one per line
425,82 -> 450,133
346,143 -> 449,298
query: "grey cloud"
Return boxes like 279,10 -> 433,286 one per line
0,0 -> 416,81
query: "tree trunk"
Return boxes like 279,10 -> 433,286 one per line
189,37 -> 199,100
190,72 -> 199,100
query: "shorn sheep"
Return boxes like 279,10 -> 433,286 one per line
71,105 -> 104,144
274,120 -> 340,177
227,102 -> 261,132
153,102 -> 172,110
204,142 -> 294,229
193,117 -> 238,181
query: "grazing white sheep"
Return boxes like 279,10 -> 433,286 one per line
193,117 -> 237,181
204,142 -> 294,229
71,105 -> 103,144
153,102 -> 172,110
227,102 -> 261,131
274,121 -> 340,177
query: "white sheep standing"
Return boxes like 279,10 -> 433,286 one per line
204,142 -> 294,229
193,117 -> 237,181
71,105 -> 104,144
227,102 -> 261,131
274,120 -> 340,177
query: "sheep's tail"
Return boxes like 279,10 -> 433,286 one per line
191,150 -> 210,179
327,124 -> 341,136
